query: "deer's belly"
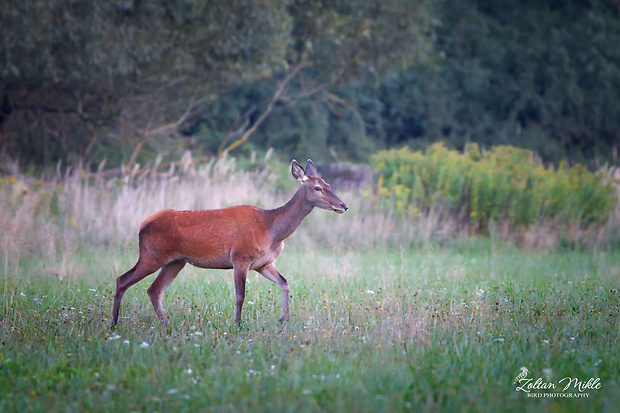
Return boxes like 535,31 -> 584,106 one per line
186,257 -> 233,270
183,242 -> 284,271
183,250 -> 233,269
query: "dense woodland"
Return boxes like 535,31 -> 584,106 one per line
1,0 -> 619,168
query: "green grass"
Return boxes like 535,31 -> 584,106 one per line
1,242 -> 619,412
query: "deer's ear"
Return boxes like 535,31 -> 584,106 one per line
291,160 -> 307,182
305,159 -> 318,177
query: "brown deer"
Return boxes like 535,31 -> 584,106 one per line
111,159 -> 348,326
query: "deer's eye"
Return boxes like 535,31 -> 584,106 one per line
314,186 -> 321,191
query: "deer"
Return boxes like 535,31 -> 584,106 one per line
111,159 -> 348,327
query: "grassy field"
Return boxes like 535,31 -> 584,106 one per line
1,156 -> 619,412
1,241 -> 619,412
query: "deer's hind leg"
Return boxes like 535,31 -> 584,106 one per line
147,260 -> 186,325
112,258 -> 161,326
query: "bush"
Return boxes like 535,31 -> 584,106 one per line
371,143 -> 617,233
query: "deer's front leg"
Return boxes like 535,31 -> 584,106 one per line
233,264 -> 249,324
258,264 -> 289,322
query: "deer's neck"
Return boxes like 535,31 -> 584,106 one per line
266,188 -> 314,243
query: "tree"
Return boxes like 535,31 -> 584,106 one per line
216,0 -> 435,160
0,0 -> 292,165
377,0 -> 620,164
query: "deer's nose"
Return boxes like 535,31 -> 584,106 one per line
341,202 -> 349,211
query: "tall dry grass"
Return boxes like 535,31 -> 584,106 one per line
0,153 -> 464,259
1,153 -> 619,272
0,155 -> 279,261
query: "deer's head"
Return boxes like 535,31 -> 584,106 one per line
292,159 -> 348,213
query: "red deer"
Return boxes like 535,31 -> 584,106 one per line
111,159 -> 348,326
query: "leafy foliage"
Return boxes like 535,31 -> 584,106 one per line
371,144 -> 617,231
1,0 -> 619,166
374,0 -> 620,164
0,0 -> 293,164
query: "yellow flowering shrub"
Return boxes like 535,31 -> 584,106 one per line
371,144 -> 617,231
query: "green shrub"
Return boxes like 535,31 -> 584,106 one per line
371,143 -> 617,231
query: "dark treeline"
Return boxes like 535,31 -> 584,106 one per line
1,0 -> 619,168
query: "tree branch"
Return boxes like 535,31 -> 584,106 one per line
280,66 -> 346,105
137,95 -> 196,137
218,61 -> 309,156
322,92 -> 366,136
217,105 -> 257,155
125,95 -> 196,172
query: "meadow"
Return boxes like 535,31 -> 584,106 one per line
1,156 -> 619,412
